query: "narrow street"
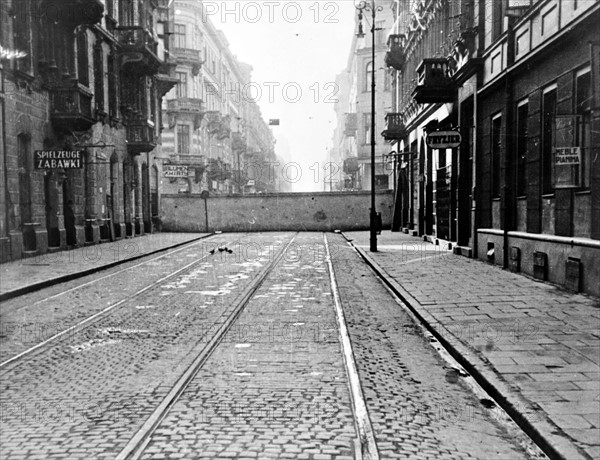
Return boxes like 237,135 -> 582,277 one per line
0,233 -> 542,459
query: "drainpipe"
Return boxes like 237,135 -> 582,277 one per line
503,18 -> 516,269
0,63 -> 11,243
1,63 -> 9,240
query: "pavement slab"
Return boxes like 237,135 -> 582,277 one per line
0,233 -> 208,299
344,230 -> 600,460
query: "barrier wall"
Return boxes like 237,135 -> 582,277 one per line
161,191 -> 394,232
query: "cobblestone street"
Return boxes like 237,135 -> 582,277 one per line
0,233 -> 552,459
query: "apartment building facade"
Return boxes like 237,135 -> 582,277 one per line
1,0 -> 177,261
380,0 -> 599,295
160,1 -> 278,196
334,0 -> 396,192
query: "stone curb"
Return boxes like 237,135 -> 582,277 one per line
340,232 -> 592,460
0,234 -> 214,303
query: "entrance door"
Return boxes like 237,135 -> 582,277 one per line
44,173 -> 60,247
63,181 -> 76,246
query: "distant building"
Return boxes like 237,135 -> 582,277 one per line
1,0 -> 177,261
160,1 -> 278,196
333,0 -> 396,192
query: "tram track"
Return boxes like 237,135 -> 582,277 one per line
0,235 -> 237,370
1,232 -> 307,459
115,233 -> 300,460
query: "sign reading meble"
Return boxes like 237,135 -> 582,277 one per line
34,150 -> 83,169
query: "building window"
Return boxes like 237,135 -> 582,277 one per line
384,69 -> 390,91
576,70 -> 591,188
491,115 -> 502,198
177,124 -> 190,154
375,21 -> 386,45
94,44 -> 105,113
365,61 -> 373,92
108,51 -> 119,117
541,87 -> 557,194
14,0 -> 33,73
363,113 -> 372,145
174,24 -> 186,48
177,72 -> 187,98
119,0 -> 135,26
77,30 -> 89,87
516,101 -> 528,196
492,0 -> 505,42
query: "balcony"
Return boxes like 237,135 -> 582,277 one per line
49,84 -> 95,131
172,48 -> 203,75
40,0 -> 104,26
343,157 -> 360,174
167,98 -> 204,128
116,27 -> 162,75
156,61 -> 179,97
126,120 -> 156,155
412,58 -> 457,104
385,34 -> 406,71
344,113 -> 358,137
381,113 -> 407,141
232,132 -> 246,152
167,98 -> 203,114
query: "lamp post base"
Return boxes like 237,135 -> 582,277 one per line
370,210 -> 378,252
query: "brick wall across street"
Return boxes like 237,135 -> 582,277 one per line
161,191 -> 394,232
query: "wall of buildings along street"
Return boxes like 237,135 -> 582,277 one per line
0,0 -> 177,262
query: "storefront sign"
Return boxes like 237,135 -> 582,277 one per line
554,115 -> 581,188
426,130 -> 461,149
163,165 -> 189,178
555,147 -> 581,165
34,150 -> 83,169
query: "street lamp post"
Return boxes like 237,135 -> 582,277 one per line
355,0 -> 382,252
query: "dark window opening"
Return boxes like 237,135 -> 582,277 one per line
542,88 -> 557,194
491,116 -> 502,198
576,72 -> 591,188
516,103 -> 528,196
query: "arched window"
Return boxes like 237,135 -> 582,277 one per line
365,61 -> 373,92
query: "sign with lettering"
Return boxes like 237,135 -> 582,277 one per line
555,147 -> 581,165
34,150 -> 83,169
554,115 -> 581,188
426,130 -> 461,149
163,165 -> 189,178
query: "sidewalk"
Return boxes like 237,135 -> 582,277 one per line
0,232 -> 209,301
344,230 -> 600,460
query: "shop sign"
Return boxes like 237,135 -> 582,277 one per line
555,147 -> 581,165
163,165 -> 189,178
426,130 -> 461,149
34,150 -> 83,169
554,115 -> 581,189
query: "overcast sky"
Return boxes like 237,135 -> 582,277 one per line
210,1 -> 357,192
